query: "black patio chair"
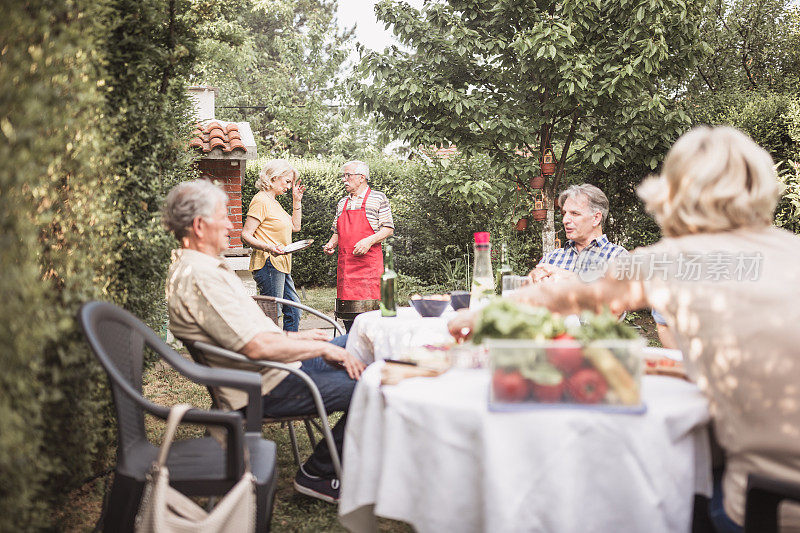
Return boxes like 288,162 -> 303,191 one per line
182,339 -> 343,479
79,301 -> 278,532
744,473 -> 800,532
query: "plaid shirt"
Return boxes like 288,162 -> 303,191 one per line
330,188 -> 394,234
538,235 -> 627,276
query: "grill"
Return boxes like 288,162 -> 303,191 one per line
334,299 -> 380,321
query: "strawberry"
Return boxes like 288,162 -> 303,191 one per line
532,380 -> 565,402
492,368 -> 530,402
566,368 -> 608,404
546,334 -> 584,374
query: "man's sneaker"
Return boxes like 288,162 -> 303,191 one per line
293,470 -> 340,504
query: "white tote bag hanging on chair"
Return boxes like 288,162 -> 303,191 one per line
134,404 -> 257,533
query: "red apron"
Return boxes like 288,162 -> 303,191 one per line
336,188 -> 383,300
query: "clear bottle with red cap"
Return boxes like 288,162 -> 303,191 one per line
469,232 -> 494,310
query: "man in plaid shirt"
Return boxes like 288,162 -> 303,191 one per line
530,184 -> 627,284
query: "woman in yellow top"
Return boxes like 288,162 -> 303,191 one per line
241,159 -> 306,332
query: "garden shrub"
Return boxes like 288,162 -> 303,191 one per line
0,0 -> 116,527
242,148 -> 682,293
686,90 -> 800,234
776,161 -> 800,234
102,0 -> 200,331
689,91 -> 797,164
0,0 -> 198,527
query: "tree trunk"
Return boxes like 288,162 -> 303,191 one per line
542,192 -> 556,254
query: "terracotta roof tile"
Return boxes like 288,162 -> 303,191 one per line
435,146 -> 459,158
189,121 -> 247,155
209,137 -> 226,150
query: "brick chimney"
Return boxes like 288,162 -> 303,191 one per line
187,86 -> 257,249
187,86 -> 215,121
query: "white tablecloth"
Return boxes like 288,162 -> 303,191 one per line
339,364 -> 712,533
345,307 -> 454,364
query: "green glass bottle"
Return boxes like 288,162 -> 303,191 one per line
380,244 -> 397,317
496,242 -> 513,294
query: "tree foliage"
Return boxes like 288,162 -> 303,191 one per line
688,0 -> 800,95
189,0 -> 356,155
351,0 -> 708,251
682,0 -> 800,233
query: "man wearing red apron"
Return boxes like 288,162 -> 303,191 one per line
323,160 -> 395,330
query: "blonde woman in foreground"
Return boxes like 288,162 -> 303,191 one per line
450,126 -> 800,532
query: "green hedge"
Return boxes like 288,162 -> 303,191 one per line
0,0 -> 198,528
245,143 -> 800,291
102,0 -> 199,330
685,90 -> 800,235
0,1 -> 115,526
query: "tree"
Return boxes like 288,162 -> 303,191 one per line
688,0 -> 800,95
351,0 -> 708,252
189,0 -> 356,156
681,0 -> 800,235
681,0 -> 800,161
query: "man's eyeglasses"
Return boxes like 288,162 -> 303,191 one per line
342,173 -> 364,179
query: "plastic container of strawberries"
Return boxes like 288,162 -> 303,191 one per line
486,338 -> 646,413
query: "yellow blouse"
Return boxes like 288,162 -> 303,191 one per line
246,191 -> 292,274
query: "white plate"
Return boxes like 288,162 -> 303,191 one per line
282,239 -> 314,253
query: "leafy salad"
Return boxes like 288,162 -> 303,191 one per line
472,299 -> 639,343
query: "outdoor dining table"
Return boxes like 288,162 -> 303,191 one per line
345,306 -> 454,364
339,309 -> 714,533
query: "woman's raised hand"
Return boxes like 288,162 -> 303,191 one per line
292,177 -> 306,202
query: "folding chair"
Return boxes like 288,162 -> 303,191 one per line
249,295 -> 344,475
182,340 -> 343,479
251,295 -> 345,336
79,301 -> 278,532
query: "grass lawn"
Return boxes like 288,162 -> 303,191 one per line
58,349 -> 411,532
298,285 -> 337,315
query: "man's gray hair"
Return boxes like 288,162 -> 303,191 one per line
162,179 -> 228,239
558,184 -> 610,228
343,160 -> 369,180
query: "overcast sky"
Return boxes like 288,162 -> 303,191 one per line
337,0 -> 424,52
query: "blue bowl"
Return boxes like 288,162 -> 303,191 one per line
450,291 -> 471,311
409,297 -> 450,317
